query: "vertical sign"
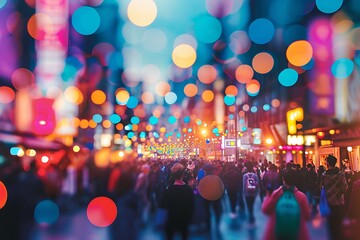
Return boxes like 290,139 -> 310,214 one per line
35,0 -> 68,90
252,128 -> 262,145
308,18 -> 334,115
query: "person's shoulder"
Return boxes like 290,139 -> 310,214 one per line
294,188 -> 307,199
353,179 -> 360,187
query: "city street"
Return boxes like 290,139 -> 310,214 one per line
31,194 -> 328,240
1,0 -> 359,239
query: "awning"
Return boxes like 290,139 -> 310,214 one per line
0,132 -> 65,150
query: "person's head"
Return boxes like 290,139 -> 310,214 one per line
306,163 -> 312,170
269,164 -> 277,171
171,163 -> 185,180
326,155 -> 337,168
203,164 -> 215,175
188,178 -> 197,189
245,161 -> 254,172
141,164 -> 150,174
282,168 -> 296,186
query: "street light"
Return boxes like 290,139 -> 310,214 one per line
265,138 -> 273,145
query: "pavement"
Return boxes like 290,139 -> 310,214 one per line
30,194 -> 329,240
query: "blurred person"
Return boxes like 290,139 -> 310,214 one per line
109,161 -> 141,240
344,177 -> 360,239
135,164 -> 150,224
256,163 -> 265,202
12,160 -> 45,240
108,162 -> 122,196
148,163 -> 166,212
42,163 -> 63,200
201,164 -> 223,231
161,163 -> 194,240
243,161 -> 259,225
222,163 -> 242,218
315,165 -> 326,202
321,155 -> 348,240
236,161 -> 246,215
303,163 -> 318,215
294,163 -> 304,192
262,168 -> 311,240
189,177 -> 208,230
262,163 -> 280,194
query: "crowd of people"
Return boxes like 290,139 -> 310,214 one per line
1,153 -> 360,239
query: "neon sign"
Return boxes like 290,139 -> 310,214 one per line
286,107 -> 304,134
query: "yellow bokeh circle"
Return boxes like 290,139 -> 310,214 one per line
172,44 -> 197,68
127,0 -> 157,27
91,90 -> 106,105
202,90 -> 214,102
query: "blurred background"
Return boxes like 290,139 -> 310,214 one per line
0,0 -> 359,239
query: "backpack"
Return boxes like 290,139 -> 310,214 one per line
245,173 -> 257,195
275,187 -> 301,240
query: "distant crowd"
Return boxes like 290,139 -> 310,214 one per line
1,155 -> 360,240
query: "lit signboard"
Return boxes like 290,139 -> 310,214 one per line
286,108 -> 304,134
252,128 -> 262,145
223,139 -> 241,148
287,135 -> 316,146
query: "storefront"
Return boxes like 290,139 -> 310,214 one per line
309,123 -> 360,171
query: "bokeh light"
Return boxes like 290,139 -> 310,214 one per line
286,40 -> 313,66
0,86 -> 15,104
91,90 -> 106,105
0,0 -> 7,8
246,79 -> 260,94
87,197 -> 117,227
235,65 -> 254,84
27,13 -> 53,40
72,6 -> 100,35
316,0 -> 343,14
195,15 -> 222,43
127,0 -> 157,27
165,92 -> 177,104
229,30 -> 252,54
172,44 -> 197,68
198,65 -> 217,84
126,96 -> 139,109
225,85 -> 238,96
116,89 -> 130,105
12,68 -> 35,90
278,68 -> 299,87
64,86 -> 83,105
149,116 -> 158,125
34,200 -> 59,225
206,0 -> 234,18
168,116 -> 177,124
271,99 -> 281,107
202,90 -> 215,102
141,92 -> 155,104
263,104 -> 271,111
331,58 -> 354,79
198,175 -> 224,201
110,114 -> 121,124
252,52 -> 274,74
0,181 -> 7,209
184,84 -> 198,97
224,95 -> 236,106
155,81 -> 171,97
248,18 -> 275,44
